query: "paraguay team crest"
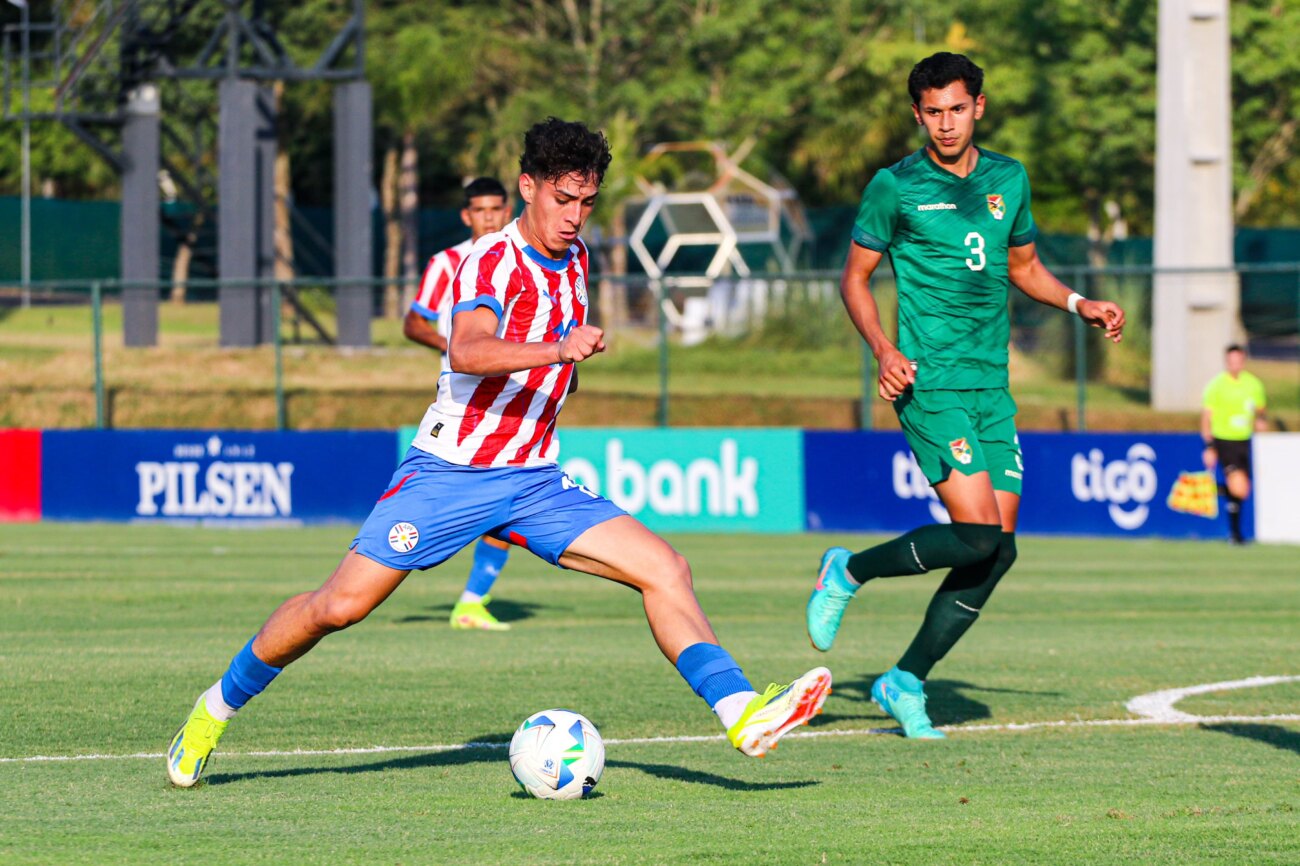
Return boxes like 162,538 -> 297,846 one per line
986,194 -> 1005,221
574,275 -> 588,306
948,438 -> 974,465
388,522 -> 420,552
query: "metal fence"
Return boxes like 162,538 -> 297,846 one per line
1,263 -> 1296,432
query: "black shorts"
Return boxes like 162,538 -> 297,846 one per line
1212,438 -> 1252,477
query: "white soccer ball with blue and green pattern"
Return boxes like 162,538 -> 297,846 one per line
508,709 -> 605,800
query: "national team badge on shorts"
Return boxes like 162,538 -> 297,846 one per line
574,275 -> 588,306
986,194 -> 1005,221
949,437 -> 973,465
388,522 -> 420,552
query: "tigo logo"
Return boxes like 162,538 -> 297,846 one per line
1070,443 -> 1157,529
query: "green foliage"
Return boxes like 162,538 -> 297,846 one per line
3,1 -> 1297,225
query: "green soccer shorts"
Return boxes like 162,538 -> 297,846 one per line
894,387 -> 1024,495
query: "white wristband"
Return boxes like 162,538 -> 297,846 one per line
1066,292 -> 1086,316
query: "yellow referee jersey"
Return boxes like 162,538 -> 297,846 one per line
1202,371 -> 1266,441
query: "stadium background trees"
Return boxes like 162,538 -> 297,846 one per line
1,0 -> 1296,275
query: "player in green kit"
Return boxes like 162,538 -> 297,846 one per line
806,52 -> 1127,738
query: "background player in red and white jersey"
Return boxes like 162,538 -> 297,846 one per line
403,177 -> 515,632
166,118 -> 830,789
403,177 -> 510,358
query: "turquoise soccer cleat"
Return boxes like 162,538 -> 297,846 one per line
806,547 -> 856,652
167,697 -> 230,787
872,668 -> 946,739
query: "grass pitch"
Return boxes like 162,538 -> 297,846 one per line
1,525 -> 1296,865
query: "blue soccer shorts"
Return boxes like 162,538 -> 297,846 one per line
351,448 -> 627,570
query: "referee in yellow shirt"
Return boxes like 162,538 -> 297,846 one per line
1201,344 -> 1268,544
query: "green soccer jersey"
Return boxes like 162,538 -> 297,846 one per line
852,147 -> 1037,391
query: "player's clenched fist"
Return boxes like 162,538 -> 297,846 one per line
1078,299 -> 1126,344
876,346 -> 916,401
558,324 -> 606,364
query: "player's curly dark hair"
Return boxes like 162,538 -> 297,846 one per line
907,52 -> 984,105
519,118 -> 612,187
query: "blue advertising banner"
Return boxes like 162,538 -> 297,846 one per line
804,431 -> 1250,540
42,430 -> 396,524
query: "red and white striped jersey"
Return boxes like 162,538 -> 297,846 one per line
410,239 -> 473,351
410,219 -> 590,468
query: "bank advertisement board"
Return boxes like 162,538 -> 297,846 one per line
41,430 -> 394,524
397,426 -> 805,533
804,431 -> 1250,540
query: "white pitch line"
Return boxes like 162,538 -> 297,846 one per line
1125,674 -> 1300,723
4,714 -> 1299,766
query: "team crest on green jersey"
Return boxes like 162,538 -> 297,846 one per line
948,437 -> 974,465
986,194 -> 1005,221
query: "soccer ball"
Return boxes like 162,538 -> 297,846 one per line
508,709 -> 605,800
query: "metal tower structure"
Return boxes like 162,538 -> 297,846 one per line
3,0 -> 373,347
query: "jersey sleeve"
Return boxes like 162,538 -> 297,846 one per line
1251,375 -> 1267,410
1009,166 -> 1038,247
850,169 -> 899,252
1201,377 -> 1217,409
450,242 -> 508,321
411,256 -> 446,320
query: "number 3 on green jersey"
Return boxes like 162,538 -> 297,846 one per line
849,147 -> 1039,391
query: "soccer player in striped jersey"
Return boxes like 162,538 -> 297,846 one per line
403,177 -> 515,632
166,118 -> 830,788
806,53 -> 1126,738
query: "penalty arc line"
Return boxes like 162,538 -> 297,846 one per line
3,676 -> 1296,766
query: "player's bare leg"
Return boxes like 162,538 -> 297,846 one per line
252,550 -> 411,666
559,515 -> 717,661
167,551 -> 409,786
560,516 -> 830,756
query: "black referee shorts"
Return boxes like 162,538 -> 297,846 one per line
1212,438 -> 1252,477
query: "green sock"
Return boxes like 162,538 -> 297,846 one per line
846,523 -> 1002,583
897,532 -> 1017,680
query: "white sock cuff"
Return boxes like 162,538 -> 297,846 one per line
202,681 -> 238,722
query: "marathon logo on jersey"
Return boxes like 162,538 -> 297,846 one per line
388,522 -> 420,552
135,435 -> 294,518
948,437 -> 973,465
1070,443 -> 1158,530
917,202 -> 957,211
986,194 -> 1005,220
891,450 -> 951,524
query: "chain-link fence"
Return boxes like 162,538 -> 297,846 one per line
1,265 -> 1296,432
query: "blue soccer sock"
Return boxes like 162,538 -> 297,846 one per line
675,643 -> 756,726
218,638 -> 283,713
462,539 -> 510,600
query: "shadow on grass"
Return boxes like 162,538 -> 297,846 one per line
605,759 -> 818,792
812,673 -> 1062,728
509,789 -> 606,800
205,733 -> 512,786
1201,723 -> 1300,756
394,598 -> 554,626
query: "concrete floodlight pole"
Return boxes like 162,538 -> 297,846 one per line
1152,0 -> 1238,410
121,83 -> 161,347
334,80 -> 373,348
218,77 -> 260,347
